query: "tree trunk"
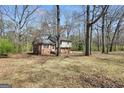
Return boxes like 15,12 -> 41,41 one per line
18,34 -> 22,52
0,12 -> 4,37
90,25 -> 93,55
96,28 -> 100,51
106,28 -> 110,54
110,24 -> 120,52
85,5 -> 90,56
56,5 -> 60,56
102,14 -> 105,53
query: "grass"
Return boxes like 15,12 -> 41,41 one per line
0,52 -> 124,87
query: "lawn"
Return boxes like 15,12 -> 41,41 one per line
0,52 -> 124,88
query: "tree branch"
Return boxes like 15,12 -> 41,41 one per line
89,5 -> 109,25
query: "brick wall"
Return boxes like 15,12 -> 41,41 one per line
41,44 -> 55,55
60,48 -> 70,54
33,44 -> 71,55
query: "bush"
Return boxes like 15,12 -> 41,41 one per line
0,38 -> 15,55
22,43 -> 32,52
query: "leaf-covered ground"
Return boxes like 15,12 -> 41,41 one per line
0,52 -> 124,88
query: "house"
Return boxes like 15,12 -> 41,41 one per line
32,35 -> 55,55
60,39 -> 72,54
32,35 -> 72,55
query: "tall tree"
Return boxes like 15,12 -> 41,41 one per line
109,12 -> 124,52
85,5 -> 90,56
101,10 -> 106,53
2,5 -> 39,52
0,10 -> 4,37
56,5 -> 60,56
85,5 -> 109,56
90,5 -> 96,55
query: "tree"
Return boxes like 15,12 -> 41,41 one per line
85,5 -> 90,56
56,5 -> 60,56
90,5 -> 96,55
85,5 -> 109,56
101,9 -> 106,53
104,6 -> 122,53
0,10 -> 4,37
109,12 -> 124,52
2,5 -> 39,52
95,25 -> 100,51
106,19 -> 112,54
64,13 -> 73,40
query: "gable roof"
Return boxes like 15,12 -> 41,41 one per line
33,34 -> 72,45
32,35 -> 55,45
48,35 -> 72,42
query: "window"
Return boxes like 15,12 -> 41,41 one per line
44,45 -> 49,48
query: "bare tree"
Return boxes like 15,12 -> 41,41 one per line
104,6 -> 122,53
0,10 -> 4,37
85,5 -> 109,56
64,14 -> 73,40
109,12 -> 124,52
2,5 -> 39,52
101,9 -> 106,53
106,19 -> 112,54
56,5 -> 60,56
94,25 -> 100,51
90,5 -> 96,55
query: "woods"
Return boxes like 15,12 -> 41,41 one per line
0,5 -> 124,56
0,5 -> 124,88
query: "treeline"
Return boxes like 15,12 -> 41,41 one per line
0,5 -> 124,56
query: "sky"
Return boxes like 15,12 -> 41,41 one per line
0,5 -> 85,37
37,5 -> 83,25
1,5 -> 83,26
2,5 -> 120,26
2,5 -> 122,36
37,5 -> 83,36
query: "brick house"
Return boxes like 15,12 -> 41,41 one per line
60,39 -> 72,54
32,35 -> 72,55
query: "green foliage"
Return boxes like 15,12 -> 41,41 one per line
119,46 -> 124,51
70,35 -> 84,51
114,45 -> 124,51
0,38 -> 15,55
22,43 -> 32,52
92,44 -> 99,51
71,41 -> 84,51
